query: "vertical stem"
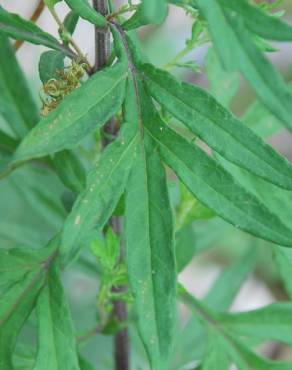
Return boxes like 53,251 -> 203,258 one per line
92,2 -> 129,369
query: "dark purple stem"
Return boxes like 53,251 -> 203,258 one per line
92,2 -> 129,369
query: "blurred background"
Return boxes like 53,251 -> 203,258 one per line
1,1 -> 292,369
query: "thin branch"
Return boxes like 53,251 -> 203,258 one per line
47,6 -> 92,68
93,2 -> 130,370
77,324 -> 104,343
14,0 -> 45,51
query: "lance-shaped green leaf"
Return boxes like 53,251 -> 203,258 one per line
144,116 -> 292,247
195,0 -> 292,131
179,285 -> 292,370
64,0 -> 106,27
61,121 -> 138,265
0,6 -> 74,57
13,62 -> 127,163
202,328 -> 230,370
219,0 -> 292,41
124,0 -> 168,29
0,247 -> 55,370
63,11 -> 79,35
143,64 -> 292,190
171,249 -> 256,368
204,249 -> 256,311
124,78 -> 176,370
33,260 -> 80,370
216,302 -> 292,345
205,46 -> 240,108
0,35 -> 39,139
0,273 -> 44,370
141,0 -> 167,24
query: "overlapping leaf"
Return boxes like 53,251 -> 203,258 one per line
217,302 -> 292,345
0,35 -> 39,139
180,285 -> 292,369
144,112 -> 292,247
142,64 -> 292,190
61,121 -> 138,265
64,0 -> 106,27
219,0 -> 292,41
33,260 -> 80,370
194,0 -> 292,130
38,50 -> 65,84
171,250 -> 255,369
13,62 -> 127,163
124,78 -> 176,370
140,0 -> 167,24
0,246 -> 56,369
0,6 -> 73,56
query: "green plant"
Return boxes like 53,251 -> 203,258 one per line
1,0 -> 292,369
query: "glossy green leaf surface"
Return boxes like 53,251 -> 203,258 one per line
0,6 -> 72,56
64,0 -> 106,27
61,121 -> 137,265
195,0 -> 292,131
142,64 -> 292,190
33,261 -> 80,370
144,116 -> 292,247
0,35 -> 39,139
13,62 -> 127,162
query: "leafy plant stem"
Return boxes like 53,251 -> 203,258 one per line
47,5 -> 92,68
107,4 -> 138,21
163,36 -> 208,71
94,2 -> 129,370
